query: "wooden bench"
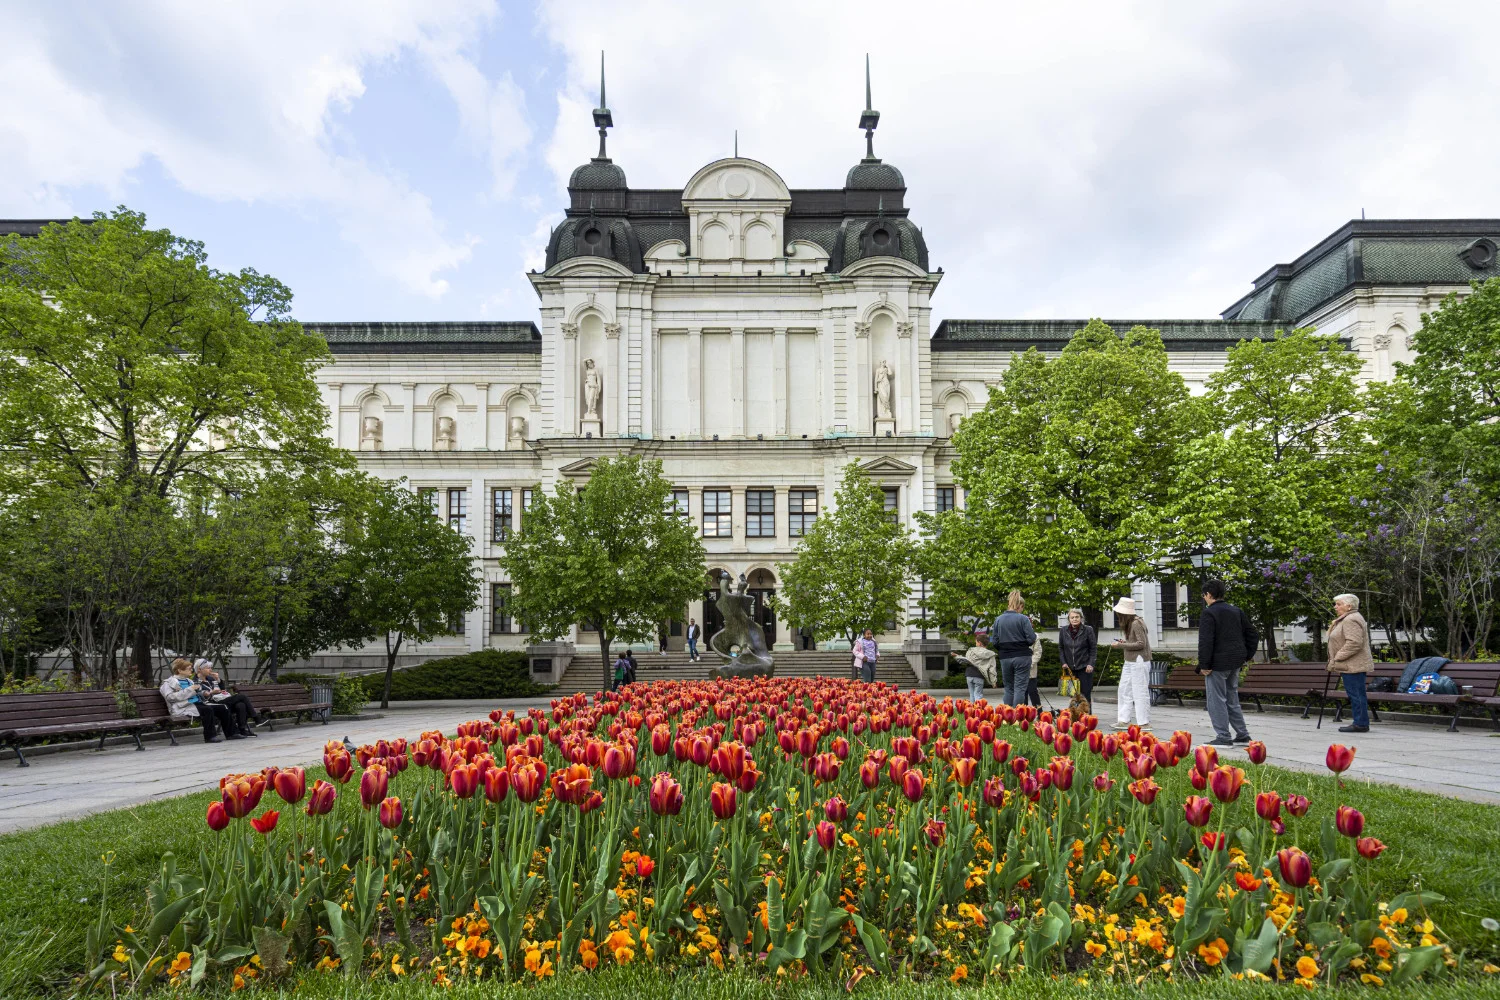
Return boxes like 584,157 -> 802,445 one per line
0,691 -> 155,767
128,688 -> 196,745
1322,661 -> 1500,733
1241,663 -> 1328,717
234,682 -> 328,730
1150,664 -> 1206,706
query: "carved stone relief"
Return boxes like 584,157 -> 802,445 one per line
874,360 -> 894,420
434,415 -> 457,451
360,416 -> 383,451
582,358 -> 603,421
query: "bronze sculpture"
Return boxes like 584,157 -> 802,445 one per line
707,573 -> 775,679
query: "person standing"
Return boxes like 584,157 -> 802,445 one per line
1196,579 -> 1259,747
857,628 -> 879,683
962,633 -> 997,703
624,650 -> 639,685
990,590 -> 1037,707
1058,609 -> 1097,702
686,619 -> 701,662
1111,597 -> 1152,730
1327,593 -> 1373,734
1025,616 -> 1044,708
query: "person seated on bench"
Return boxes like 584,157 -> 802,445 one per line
194,659 -> 259,738
1327,593 -> 1373,734
159,658 -> 236,743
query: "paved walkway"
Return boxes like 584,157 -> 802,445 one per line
3,689 -> 1497,834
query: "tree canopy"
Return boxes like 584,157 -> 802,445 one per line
499,455 -> 706,693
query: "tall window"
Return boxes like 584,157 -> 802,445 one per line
418,486 -> 438,515
936,486 -> 956,513
492,488 -> 512,541
447,488 -> 468,535
491,583 -> 512,633
703,489 -> 732,537
1160,580 -> 1179,630
746,489 -> 774,537
519,488 -> 533,530
1082,607 -> 1104,630
882,487 -> 900,524
670,489 -> 690,518
789,488 -> 818,537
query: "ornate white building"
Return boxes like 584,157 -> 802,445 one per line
296,71 -> 1500,673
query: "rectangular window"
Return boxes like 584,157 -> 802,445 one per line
447,488 -> 468,535
670,488 -> 690,518
789,488 -> 818,537
491,583 -> 512,634
936,486 -> 956,513
418,486 -> 439,516
452,612 -> 466,636
746,489 -> 775,537
1082,607 -> 1104,631
492,488 -> 512,542
702,489 -> 732,537
519,488 -> 533,530
882,487 -> 900,524
1160,580 -> 1179,630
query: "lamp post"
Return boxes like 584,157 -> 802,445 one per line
268,564 -> 290,682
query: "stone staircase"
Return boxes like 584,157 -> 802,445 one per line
550,649 -> 920,696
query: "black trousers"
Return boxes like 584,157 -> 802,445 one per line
218,694 -> 254,732
1026,677 -> 1041,708
198,703 -> 233,740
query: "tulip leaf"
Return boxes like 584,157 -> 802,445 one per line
1238,917 -> 1281,975
1308,921 -> 1344,947
1388,890 -> 1445,914
321,900 -> 363,977
1388,944 -> 1445,986
767,929 -> 808,971
1318,858 -> 1352,883
850,913 -> 891,975
766,875 -> 786,948
145,891 -> 201,944
190,947 -> 210,987
1320,815 -> 1338,863
252,926 -> 290,979
983,920 -> 1017,973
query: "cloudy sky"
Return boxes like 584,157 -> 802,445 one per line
4,1 -> 1498,323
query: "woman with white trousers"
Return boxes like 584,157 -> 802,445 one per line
1111,596 -> 1152,730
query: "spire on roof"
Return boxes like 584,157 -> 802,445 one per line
734,129 -> 738,158
858,53 -> 881,162
592,51 -> 613,161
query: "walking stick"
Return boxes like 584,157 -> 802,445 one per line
1315,669 -> 1332,729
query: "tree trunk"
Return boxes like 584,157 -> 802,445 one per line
133,625 -> 154,686
598,624 -> 613,695
1259,610 -> 1279,661
1311,619 -> 1323,662
381,632 -> 402,710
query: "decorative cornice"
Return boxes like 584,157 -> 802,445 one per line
853,321 -> 871,338
896,321 -> 914,338
604,322 -> 621,338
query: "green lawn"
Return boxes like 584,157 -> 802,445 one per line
2,759 -> 1498,996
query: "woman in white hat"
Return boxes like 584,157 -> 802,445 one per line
1111,596 -> 1152,730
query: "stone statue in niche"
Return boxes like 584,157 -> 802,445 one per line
874,360 -> 894,420
707,573 -> 775,679
509,415 -> 527,442
582,359 -> 603,420
434,415 -> 457,451
360,415 -> 383,451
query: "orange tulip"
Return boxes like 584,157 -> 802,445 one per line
887,755 -> 910,785
636,854 -> 655,879
1048,757 -> 1075,791
484,766 -> 510,803
378,796 -> 403,829
551,764 -> 593,805
991,739 -> 1011,764
273,766 -> 306,805
1356,836 -> 1386,859
950,757 -> 977,787
221,775 -> 262,819
1200,831 -> 1227,852
859,759 -> 880,789
511,758 -> 546,802
1193,745 -> 1218,777
249,810 -> 280,835
324,750 -> 353,784
709,781 -> 737,820
1208,765 -> 1246,803
737,762 -> 761,792
1128,777 -> 1160,805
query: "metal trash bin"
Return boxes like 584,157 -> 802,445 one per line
1148,660 -> 1170,705
310,681 -> 334,722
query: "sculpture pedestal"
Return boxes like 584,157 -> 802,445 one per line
580,418 -> 602,439
874,418 -> 896,437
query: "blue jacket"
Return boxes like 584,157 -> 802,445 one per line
989,610 -> 1036,658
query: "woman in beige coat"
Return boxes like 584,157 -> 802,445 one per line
1327,593 -> 1373,733
1112,597 -> 1153,730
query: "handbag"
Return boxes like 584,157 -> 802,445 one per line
1058,666 -> 1080,698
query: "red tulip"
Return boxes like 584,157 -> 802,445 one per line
1325,744 -> 1356,774
950,757 -> 978,787
220,775 -> 262,819
1100,734 -> 1119,762
1087,730 -> 1104,755
902,768 -> 927,802
815,820 -> 837,851
796,729 -> 819,759
1183,795 -> 1213,827
1189,767 -> 1208,791
982,776 -> 1005,808
205,801 -> 230,831
1054,733 -> 1073,756
1128,777 -> 1160,805
305,779 -> 336,817
271,766 -> 306,805
324,750 -> 353,784
1270,817 -> 1286,836
1093,773 -> 1115,793
1194,745 -> 1218,777
1048,757 -> 1075,791
1036,767 -> 1053,791
1018,771 -> 1041,801
1245,740 -> 1268,765
580,790 -> 605,814
737,762 -> 761,792
991,739 -> 1011,764
977,721 -> 995,744
1277,847 -> 1312,888
1010,756 -> 1029,777
709,782 -> 738,820
831,736 -> 850,760
512,759 -> 546,802
551,764 -> 593,805
1170,730 -> 1193,758
1285,793 -> 1311,818
1126,753 -> 1156,781
710,741 -> 745,782
1152,742 -> 1175,769
1209,765 -> 1246,803
924,818 -> 947,847
1335,805 -> 1364,838
603,743 -> 637,780
1356,836 -> 1386,860
484,766 -> 511,804
959,734 -> 981,760
824,795 -> 849,823
378,796 -> 403,829
811,752 -> 841,783
450,762 -> 480,800
1035,722 -> 1054,747
636,854 -> 655,879
1255,790 -> 1282,822
249,810 -> 280,835
649,772 -> 684,816
888,755 -> 911,785
651,724 -> 671,756
859,759 -> 880,789
359,763 -> 389,809
1200,831 -> 1227,852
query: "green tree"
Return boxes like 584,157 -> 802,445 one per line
776,462 -> 915,646
927,321 -> 1193,623
499,455 -> 705,694
1165,329 -> 1364,655
344,482 -> 482,709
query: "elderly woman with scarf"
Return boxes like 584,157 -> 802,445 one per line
1058,609 -> 1098,702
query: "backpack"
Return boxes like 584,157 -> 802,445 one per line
1410,672 -> 1459,696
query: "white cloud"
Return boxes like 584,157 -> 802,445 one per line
0,0 -> 509,298
535,1 -> 1500,320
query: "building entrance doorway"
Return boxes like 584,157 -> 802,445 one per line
747,568 -> 777,646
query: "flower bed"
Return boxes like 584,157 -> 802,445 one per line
91,678 -> 1458,989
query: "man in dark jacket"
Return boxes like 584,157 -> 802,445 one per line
1197,580 -> 1260,748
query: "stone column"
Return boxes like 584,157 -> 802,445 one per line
773,327 -> 788,436
730,326 -> 746,438
402,383 -> 417,449
898,320 -> 915,434
605,321 -> 622,438
561,322 -> 579,436
689,327 -> 703,437
326,382 -> 342,447
854,321 -> 871,435
475,382 -> 490,450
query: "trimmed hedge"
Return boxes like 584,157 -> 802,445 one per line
358,650 -> 552,702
